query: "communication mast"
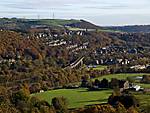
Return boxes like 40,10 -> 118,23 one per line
53,12 -> 55,19
37,15 -> 40,20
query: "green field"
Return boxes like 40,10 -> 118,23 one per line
133,92 -> 150,110
0,18 -> 81,28
97,73 -> 150,110
93,73 -> 150,88
37,19 -> 80,27
32,73 -> 150,109
96,73 -> 148,80
90,65 -> 107,71
96,73 -> 150,88
98,29 -> 123,33
138,83 -> 150,88
31,88 -> 112,108
67,27 -> 86,31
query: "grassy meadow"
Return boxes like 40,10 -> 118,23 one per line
32,73 -> 150,108
31,88 -> 112,108
37,19 -> 80,27
90,65 -> 108,71
96,73 -> 150,88
96,73 -> 148,81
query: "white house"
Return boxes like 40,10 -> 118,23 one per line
133,85 -> 141,91
40,90 -> 44,93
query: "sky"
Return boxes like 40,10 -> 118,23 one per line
0,0 -> 150,26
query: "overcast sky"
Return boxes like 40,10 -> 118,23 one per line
1,0 -> 150,26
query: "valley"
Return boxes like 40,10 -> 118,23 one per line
0,18 -> 150,113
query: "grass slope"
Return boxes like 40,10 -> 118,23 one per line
134,92 -> 150,109
91,65 -> 107,71
32,73 -> 150,109
96,73 -> 150,88
0,18 -> 81,28
31,88 -> 112,108
97,73 -> 150,110
37,19 -> 81,27
96,73 -> 148,80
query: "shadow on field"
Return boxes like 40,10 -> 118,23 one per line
77,89 -> 111,93
76,98 -> 108,104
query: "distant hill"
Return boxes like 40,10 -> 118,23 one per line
0,18 -> 101,31
37,19 -> 81,27
64,19 -> 101,29
104,25 -> 150,33
0,18 -> 81,31
1,18 -> 150,33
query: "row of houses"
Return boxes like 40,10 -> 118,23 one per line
71,45 -> 87,52
95,45 -> 141,56
66,42 -> 89,52
66,44 -> 78,50
0,58 -> 16,64
92,58 -> 130,65
130,65 -> 147,70
46,39 -> 67,47
27,27 -> 89,40
120,82 -> 143,92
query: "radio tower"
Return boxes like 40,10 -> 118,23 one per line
53,12 -> 55,19
37,15 -> 40,20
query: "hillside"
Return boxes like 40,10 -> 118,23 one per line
1,18 -> 150,33
64,19 -> 101,29
0,30 -> 122,62
0,18 -> 81,31
0,30 -> 45,60
105,25 -> 150,33
1,28 -> 150,65
0,18 -> 105,32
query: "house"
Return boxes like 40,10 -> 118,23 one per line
86,29 -> 96,32
117,59 -> 123,63
123,81 -> 130,90
40,90 -> 44,93
130,65 -> 146,70
96,60 -> 99,65
87,65 -> 97,68
119,80 -> 130,92
120,80 -> 143,92
121,59 -> 130,65
83,42 -> 89,46
135,76 -> 143,80
129,84 -> 143,91
133,85 -> 141,91
66,44 -> 78,50
100,59 -> 104,64
143,88 -> 150,93
65,84 -> 79,89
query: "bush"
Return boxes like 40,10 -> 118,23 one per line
108,93 -> 139,109
52,97 -> 68,113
